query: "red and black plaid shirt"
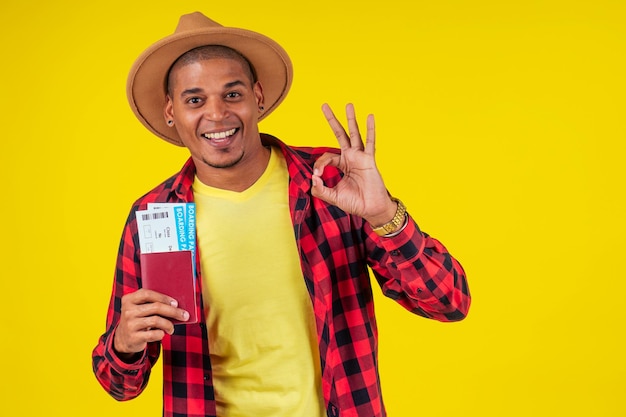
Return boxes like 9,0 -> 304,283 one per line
92,134 -> 470,417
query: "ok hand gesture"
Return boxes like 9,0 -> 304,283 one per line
312,103 -> 398,228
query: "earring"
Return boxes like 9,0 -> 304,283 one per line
167,120 -> 174,126
259,106 -> 265,111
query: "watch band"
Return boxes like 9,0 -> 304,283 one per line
371,197 -> 407,236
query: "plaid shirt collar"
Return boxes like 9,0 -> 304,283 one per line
167,133 -> 314,204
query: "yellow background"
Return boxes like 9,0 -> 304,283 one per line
1,0 -> 624,416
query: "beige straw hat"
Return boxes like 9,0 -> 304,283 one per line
127,12 -> 293,146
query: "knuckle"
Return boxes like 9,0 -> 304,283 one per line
138,302 -> 158,316
144,316 -> 160,329
148,329 -> 166,342
121,309 -> 134,321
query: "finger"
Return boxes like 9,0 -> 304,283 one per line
313,152 -> 341,177
312,153 -> 341,204
124,288 -> 179,308
142,328 -> 168,343
138,315 -> 177,335
136,301 -> 190,322
123,327 -> 168,349
322,103 -> 350,150
346,103 -> 364,150
365,113 -> 376,155
311,173 -> 338,207
114,315 -> 172,354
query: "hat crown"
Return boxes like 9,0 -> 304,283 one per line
175,12 -> 222,33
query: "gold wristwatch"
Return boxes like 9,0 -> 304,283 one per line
371,197 -> 407,236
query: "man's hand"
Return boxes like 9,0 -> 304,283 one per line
312,103 -> 398,227
113,289 -> 190,360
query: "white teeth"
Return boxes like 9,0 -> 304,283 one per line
202,128 -> 237,140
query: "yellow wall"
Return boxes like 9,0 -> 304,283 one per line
1,1 -> 624,415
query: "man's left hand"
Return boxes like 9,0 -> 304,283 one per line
312,103 -> 398,228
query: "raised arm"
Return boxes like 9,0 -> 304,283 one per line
312,103 -> 470,321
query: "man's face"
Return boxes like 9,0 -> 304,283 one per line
165,58 -> 265,180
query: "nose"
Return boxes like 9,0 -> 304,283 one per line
203,97 -> 227,121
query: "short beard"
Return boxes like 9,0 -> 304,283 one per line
201,150 -> 245,169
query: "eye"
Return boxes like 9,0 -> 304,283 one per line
187,97 -> 202,105
225,91 -> 242,99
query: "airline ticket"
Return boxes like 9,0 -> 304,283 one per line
136,203 -> 196,256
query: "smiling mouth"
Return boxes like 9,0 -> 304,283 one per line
201,128 -> 238,140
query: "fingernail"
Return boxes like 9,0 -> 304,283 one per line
182,311 -> 189,321
170,299 -> 178,307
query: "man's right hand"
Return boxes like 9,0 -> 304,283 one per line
113,289 -> 190,360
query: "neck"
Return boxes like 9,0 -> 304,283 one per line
193,145 -> 271,192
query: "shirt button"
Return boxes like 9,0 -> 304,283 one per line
390,250 -> 400,256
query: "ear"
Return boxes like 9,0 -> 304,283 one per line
164,95 -> 174,123
254,81 -> 265,111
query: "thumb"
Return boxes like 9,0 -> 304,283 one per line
311,174 -> 338,206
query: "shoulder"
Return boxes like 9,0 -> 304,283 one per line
262,133 -> 343,184
289,145 -> 340,162
262,133 -> 339,165
130,175 -> 177,209
130,158 -> 195,211
285,145 -> 343,185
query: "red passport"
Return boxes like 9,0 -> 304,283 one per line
140,250 -> 198,324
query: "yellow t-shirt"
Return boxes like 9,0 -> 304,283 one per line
193,148 -> 324,417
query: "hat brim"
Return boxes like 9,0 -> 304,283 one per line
127,27 -> 293,146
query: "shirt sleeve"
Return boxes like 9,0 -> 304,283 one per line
366,214 -> 471,321
91,208 -> 161,400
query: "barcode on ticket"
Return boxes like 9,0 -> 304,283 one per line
141,211 -> 169,221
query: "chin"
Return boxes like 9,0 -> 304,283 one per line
203,151 -> 245,169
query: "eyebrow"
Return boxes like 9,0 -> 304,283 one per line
180,87 -> 204,97
179,80 -> 248,97
225,80 -> 246,89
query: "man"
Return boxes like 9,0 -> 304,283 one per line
92,11 -> 470,417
